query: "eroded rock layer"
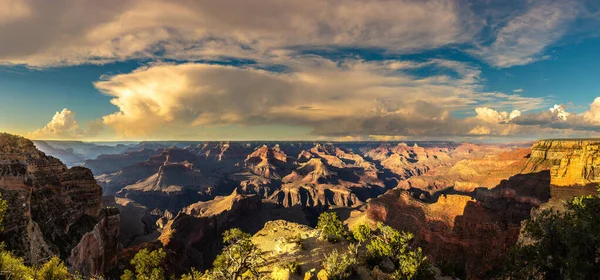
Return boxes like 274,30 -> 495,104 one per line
0,133 -> 119,278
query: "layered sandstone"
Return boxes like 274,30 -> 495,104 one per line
523,139 -> 600,187
158,190 -> 262,269
0,133 -> 104,263
69,207 -> 120,276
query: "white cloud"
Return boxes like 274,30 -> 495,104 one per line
513,88 -> 524,93
28,109 -> 83,139
471,0 -> 580,67
582,97 -> 600,124
28,108 -> 103,139
475,107 -> 522,124
549,104 -> 571,121
94,58 -> 546,138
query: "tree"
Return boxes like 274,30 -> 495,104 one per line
0,193 -> 7,231
207,228 -> 266,279
179,268 -> 204,280
366,223 -> 433,280
320,249 -> 358,280
317,212 -> 347,243
121,248 -> 167,280
352,223 -> 373,244
0,249 -> 34,280
504,188 -> 600,279
36,256 -> 73,280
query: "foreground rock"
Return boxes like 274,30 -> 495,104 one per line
0,133 -> 119,276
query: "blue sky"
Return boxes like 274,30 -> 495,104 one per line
1,0 -> 599,141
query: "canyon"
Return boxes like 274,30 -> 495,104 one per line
2,134 -> 599,279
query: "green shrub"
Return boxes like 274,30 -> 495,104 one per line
36,256 -> 73,280
121,248 -> 167,280
366,223 -> 433,280
179,268 -> 204,280
0,249 -> 34,280
0,193 -> 7,231
352,223 -> 373,244
317,212 -> 347,243
284,260 -> 301,275
505,188 -> 600,279
321,249 -> 358,280
208,228 -> 265,279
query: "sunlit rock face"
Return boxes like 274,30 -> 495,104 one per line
366,139 -> 600,279
157,190 -> 262,270
523,140 -> 600,187
366,145 -> 553,279
0,133 -> 118,277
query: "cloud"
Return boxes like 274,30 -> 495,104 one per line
471,0 -> 581,67
510,100 -> 600,132
93,58 -> 547,138
28,108 -> 103,139
0,0 -> 31,25
475,107 -> 521,124
0,0 -> 477,67
513,88 -> 524,93
0,0 -> 595,70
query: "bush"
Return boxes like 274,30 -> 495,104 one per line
0,249 -> 34,280
36,256 -> 73,280
121,248 -> 167,280
0,193 -> 7,231
179,268 -> 204,280
284,260 -> 301,275
321,249 -> 358,280
352,223 -> 372,244
505,188 -> 600,279
366,223 -> 433,280
317,212 -> 347,243
208,228 -> 266,279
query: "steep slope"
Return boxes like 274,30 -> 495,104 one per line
523,139 -> 600,187
157,190 -> 262,270
364,140 -> 600,279
0,133 -> 119,276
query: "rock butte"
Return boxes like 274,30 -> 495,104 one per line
4,134 -> 600,279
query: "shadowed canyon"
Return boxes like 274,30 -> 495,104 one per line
1,133 -> 599,279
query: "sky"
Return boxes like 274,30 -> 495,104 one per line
1,0 -> 600,141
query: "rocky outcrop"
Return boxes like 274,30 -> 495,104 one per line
364,143 -> 570,279
273,184 -> 360,208
158,190 -> 262,269
523,140 -> 600,187
69,207 -> 120,276
244,145 -> 290,179
367,173 -> 550,280
0,133 -> 120,278
0,133 -> 104,264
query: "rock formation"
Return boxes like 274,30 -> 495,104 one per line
364,140 -> 600,279
0,133 -> 119,277
523,140 -> 600,187
69,207 -> 120,276
158,190 -> 262,269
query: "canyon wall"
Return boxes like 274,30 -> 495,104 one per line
0,133 -> 119,276
523,140 -> 600,187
